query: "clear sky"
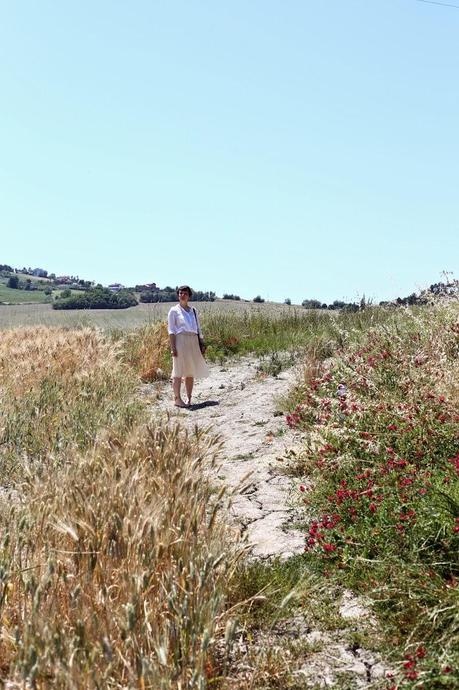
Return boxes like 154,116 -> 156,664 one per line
1,0 -> 458,304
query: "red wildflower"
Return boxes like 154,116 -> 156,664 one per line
322,542 -> 336,552
405,670 -> 418,680
399,477 -> 413,487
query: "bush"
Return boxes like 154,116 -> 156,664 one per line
53,287 -> 138,310
139,290 -> 175,303
7,275 -> 19,289
253,295 -> 265,303
222,293 -> 241,301
190,290 -> 216,302
302,299 -> 323,309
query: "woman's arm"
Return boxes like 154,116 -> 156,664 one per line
169,333 -> 177,357
168,309 -> 178,356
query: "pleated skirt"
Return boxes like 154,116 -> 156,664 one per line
172,332 -> 210,379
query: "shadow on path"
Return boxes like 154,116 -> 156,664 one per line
187,400 -> 219,411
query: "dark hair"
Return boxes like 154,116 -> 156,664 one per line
177,285 -> 193,297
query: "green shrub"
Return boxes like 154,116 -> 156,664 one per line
7,275 -> 19,289
53,287 -> 138,310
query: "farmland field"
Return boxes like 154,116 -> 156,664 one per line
0,283 -> 53,304
0,300 -> 457,688
0,298 -> 303,329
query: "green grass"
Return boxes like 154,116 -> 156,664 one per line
202,304 -> 401,362
0,283 -> 53,304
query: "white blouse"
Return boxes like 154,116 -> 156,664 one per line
167,304 -> 203,337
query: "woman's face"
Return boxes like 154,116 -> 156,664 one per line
178,289 -> 190,304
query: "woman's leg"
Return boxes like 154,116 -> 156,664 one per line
173,377 -> 186,406
185,377 -> 194,405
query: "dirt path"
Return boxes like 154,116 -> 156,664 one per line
144,356 -> 391,688
148,356 -> 305,559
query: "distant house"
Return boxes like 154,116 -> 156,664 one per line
108,283 -> 125,292
56,276 -> 72,284
136,282 -> 159,292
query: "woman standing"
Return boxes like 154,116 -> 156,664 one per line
167,285 -> 209,407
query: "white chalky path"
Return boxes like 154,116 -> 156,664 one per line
147,357 -> 305,558
144,356 -> 391,687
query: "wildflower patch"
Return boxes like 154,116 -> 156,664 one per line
288,304 -> 459,687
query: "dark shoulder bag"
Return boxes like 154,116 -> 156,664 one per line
192,307 -> 206,354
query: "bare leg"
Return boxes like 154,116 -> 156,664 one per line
185,377 -> 194,405
173,377 -> 186,407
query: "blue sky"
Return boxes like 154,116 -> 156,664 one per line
1,0 -> 458,304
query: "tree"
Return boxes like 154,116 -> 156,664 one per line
53,287 -> 138,310
302,299 -> 322,309
284,298 -> 291,305
253,295 -> 265,303
7,275 -> 19,289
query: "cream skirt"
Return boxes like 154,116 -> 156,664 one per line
172,333 -> 210,379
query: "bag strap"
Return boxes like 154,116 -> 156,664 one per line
192,307 -> 200,336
